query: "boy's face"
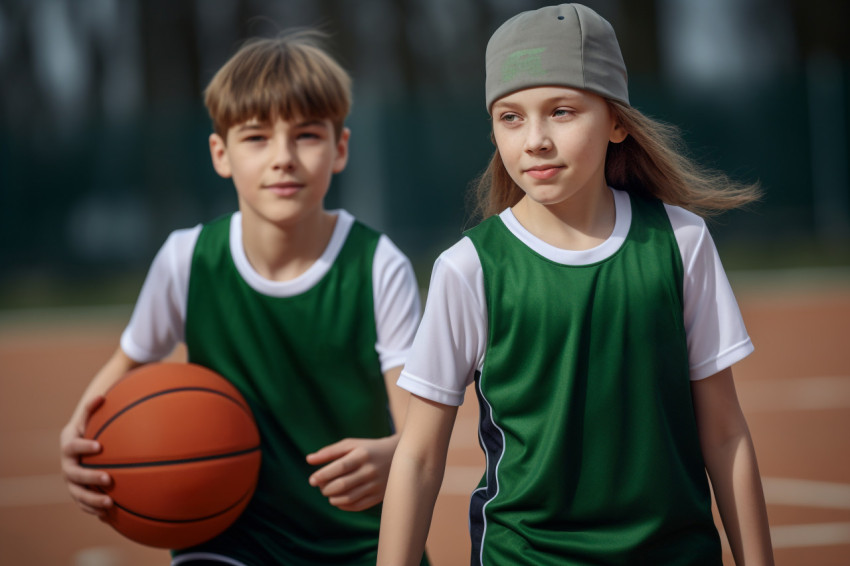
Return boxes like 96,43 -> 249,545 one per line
208,116 -> 349,227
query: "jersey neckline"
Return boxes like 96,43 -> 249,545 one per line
498,187 -> 632,266
228,209 -> 354,297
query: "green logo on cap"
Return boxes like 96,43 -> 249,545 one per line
502,48 -> 547,82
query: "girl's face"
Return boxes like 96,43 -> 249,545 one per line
491,86 -> 626,209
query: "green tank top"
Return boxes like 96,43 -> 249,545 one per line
465,195 -> 721,565
175,214 -> 393,565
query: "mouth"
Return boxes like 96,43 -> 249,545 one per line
264,182 -> 303,197
524,165 -> 564,180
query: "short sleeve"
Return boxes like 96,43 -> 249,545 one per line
372,235 -> 422,372
397,237 -> 488,406
665,205 -> 754,380
120,226 -> 200,363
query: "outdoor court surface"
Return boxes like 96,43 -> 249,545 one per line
1,269 -> 848,565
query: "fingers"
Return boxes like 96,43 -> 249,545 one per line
63,464 -> 113,516
315,464 -> 384,511
307,437 -> 395,511
66,481 -> 113,516
305,438 -> 354,466
308,449 -> 386,511
329,481 -> 384,512
60,425 -> 113,515
62,463 -> 113,515
62,456 -> 113,507
60,435 -> 104,481
62,457 -> 111,490
308,446 -> 366,489
61,434 -> 101,459
314,459 -> 378,496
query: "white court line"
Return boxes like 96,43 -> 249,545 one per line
763,477 -> 850,510
73,547 -> 128,566
736,376 -> 850,412
718,522 -> 850,552
770,522 -> 850,549
438,473 -> 850,511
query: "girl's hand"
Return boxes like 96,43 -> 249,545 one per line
306,435 -> 399,512
59,395 -> 113,518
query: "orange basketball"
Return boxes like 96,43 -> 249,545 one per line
81,363 -> 261,549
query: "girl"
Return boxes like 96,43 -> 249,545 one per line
377,4 -> 774,566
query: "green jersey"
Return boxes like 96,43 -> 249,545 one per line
399,190 -> 752,565
466,194 -> 719,565
122,210 -> 423,565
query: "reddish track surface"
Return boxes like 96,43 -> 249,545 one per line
1,273 -> 848,565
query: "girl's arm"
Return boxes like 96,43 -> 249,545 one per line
691,367 -> 774,565
377,393 -> 458,566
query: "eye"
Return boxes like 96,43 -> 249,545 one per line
499,112 -> 521,124
553,108 -> 574,118
295,125 -> 329,142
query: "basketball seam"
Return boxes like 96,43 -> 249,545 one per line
89,386 -> 253,440
111,484 -> 256,523
80,446 -> 261,469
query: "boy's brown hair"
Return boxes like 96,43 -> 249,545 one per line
204,30 -> 351,140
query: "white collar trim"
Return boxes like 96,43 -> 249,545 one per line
498,188 -> 632,265
228,209 -> 354,297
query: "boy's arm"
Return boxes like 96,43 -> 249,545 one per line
377,394 -> 457,566
692,367 -> 775,565
60,347 -> 143,517
305,366 -> 410,512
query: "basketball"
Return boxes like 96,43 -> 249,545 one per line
80,362 -> 262,549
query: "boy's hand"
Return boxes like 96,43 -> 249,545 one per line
59,395 -> 113,518
306,435 -> 400,512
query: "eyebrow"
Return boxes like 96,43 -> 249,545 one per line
235,122 -> 267,132
296,119 -> 328,129
234,119 -> 329,132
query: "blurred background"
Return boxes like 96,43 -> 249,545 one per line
0,0 -> 848,310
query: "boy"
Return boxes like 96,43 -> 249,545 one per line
60,32 -> 426,565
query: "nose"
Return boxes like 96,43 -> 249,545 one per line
271,137 -> 296,171
524,120 -> 552,154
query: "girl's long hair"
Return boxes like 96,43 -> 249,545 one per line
471,101 -> 761,220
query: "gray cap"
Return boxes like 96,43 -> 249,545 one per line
485,4 -> 629,111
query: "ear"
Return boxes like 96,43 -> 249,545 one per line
209,133 -> 232,178
609,120 -> 628,144
332,127 -> 351,174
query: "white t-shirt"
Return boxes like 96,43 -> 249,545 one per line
399,188 -> 754,406
121,209 -> 421,373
